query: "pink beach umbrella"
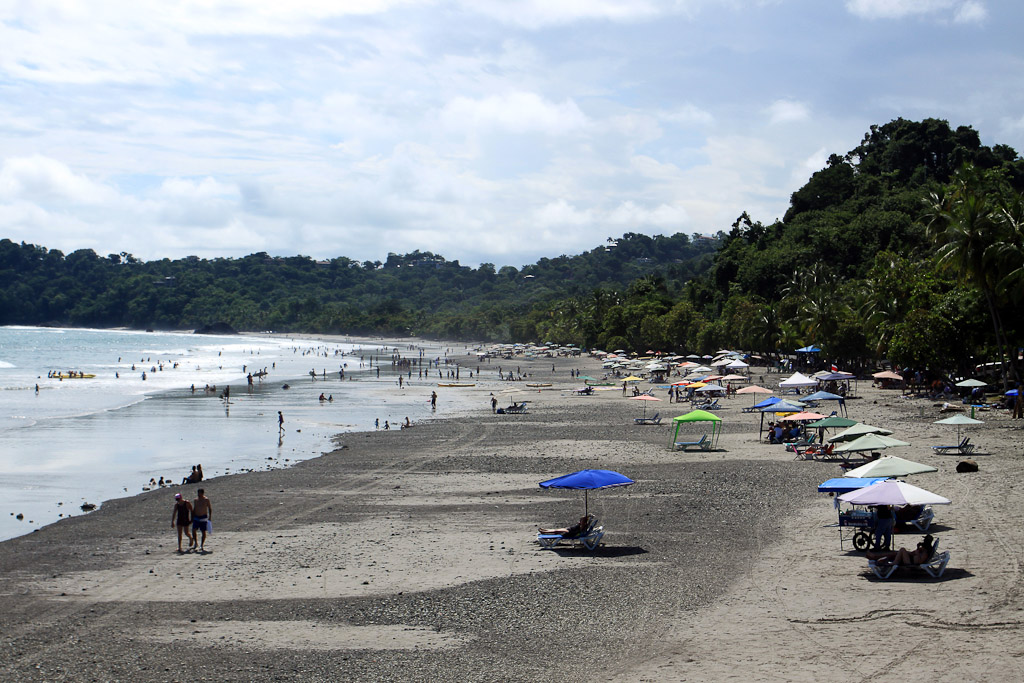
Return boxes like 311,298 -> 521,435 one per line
629,394 -> 661,418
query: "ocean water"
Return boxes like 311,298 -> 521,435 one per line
0,326 -> 481,541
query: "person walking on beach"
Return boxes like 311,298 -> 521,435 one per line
171,493 -> 195,552
278,411 -> 284,433
491,395 -> 497,413
191,489 -> 212,553
431,391 -> 438,410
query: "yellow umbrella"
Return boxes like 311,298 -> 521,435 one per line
622,375 -> 645,382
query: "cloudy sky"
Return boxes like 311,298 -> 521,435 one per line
1,0 -> 1021,267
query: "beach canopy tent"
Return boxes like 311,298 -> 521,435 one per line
726,360 -> 749,369
802,389 -> 848,416
934,414 -> 984,442
872,370 -> 904,381
805,415 -> 857,441
817,371 -> 856,381
795,345 -> 821,353
839,480 -> 950,507
955,378 -> 987,388
671,409 -> 723,448
759,400 -> 806,413
829,423 -> 894,443
780,372 -> 818,390
539,469 -> 635,517
833,433 -> 910,453
818,477 -> 889,494
803,390 -> 844,402
806,416 -> 857,429
751,396 -> 782,410
843,455 -> 937,478
758,400 -> 808,437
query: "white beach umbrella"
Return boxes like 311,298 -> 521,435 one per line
934,414 -> 984,442
843,456 -> 937,478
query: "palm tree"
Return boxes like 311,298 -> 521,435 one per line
922,166 -> 1017,386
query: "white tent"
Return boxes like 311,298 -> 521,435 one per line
780,372 -> 818,388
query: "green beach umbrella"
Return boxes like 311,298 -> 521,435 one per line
843,455 -> 937,478
934,414 -> 984,442
833,433 -> 910,453
829,423 -> 894,443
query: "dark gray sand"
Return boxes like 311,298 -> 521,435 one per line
0,355 -> 829,682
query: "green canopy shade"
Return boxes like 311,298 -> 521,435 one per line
671,409 -> 723,448
806,416 -> 858,429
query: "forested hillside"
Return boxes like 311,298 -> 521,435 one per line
2,117 -> 1021,382
0,232 -> 717,341
527,118 -> 1023,382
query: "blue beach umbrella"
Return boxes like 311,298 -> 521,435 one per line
1007,389 -> 1019,397
540,469 -> 635,517
753,396 -> 782,409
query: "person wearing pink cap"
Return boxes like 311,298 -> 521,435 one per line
171,493 -> 195,552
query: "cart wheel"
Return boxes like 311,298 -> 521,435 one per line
853,531 -> 871,552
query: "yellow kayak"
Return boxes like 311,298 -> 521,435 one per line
437,383 -> 475,387
52,373 -> 96,379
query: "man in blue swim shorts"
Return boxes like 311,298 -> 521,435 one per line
191,488 -> 213,553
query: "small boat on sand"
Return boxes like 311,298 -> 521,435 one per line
526,383 -> 552,388
437,383 -> 475,387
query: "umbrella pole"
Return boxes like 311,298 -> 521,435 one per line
585,490 -> 589,518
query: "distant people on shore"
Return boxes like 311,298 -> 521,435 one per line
181,464 -> 203,485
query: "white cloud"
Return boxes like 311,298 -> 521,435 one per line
440,92 -> 589,136
845,0 -> 987,22
0,155 -> 119,205
954,1 -> 987,23
766,100 -> 810,125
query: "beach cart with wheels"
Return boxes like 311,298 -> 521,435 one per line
818,478 -> 888,551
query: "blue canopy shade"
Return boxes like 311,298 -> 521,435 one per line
796,345 -> 822,353
540,469 -> 635,490
804,390 -> 844,402
818,477 -> 888,494
1007,389 -> 1020,397
760,400 -> 806,413
752,396 -> 782,409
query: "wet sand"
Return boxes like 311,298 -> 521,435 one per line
1,351 -> 1022,681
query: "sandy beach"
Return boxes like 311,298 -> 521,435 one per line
1,350 -> 1023,682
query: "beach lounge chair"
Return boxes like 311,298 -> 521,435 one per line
634,413 -> 662,425
673,434 -> 710,451
932,437 -> 974,455
895,505 -> 935,532
504,402 -> 528,414
868,539 -> 949,579
703,398 -> 722,410
536,516 -> 604,550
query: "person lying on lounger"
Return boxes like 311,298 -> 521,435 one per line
866,534 -> 934,566
538,515 -> 593,538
